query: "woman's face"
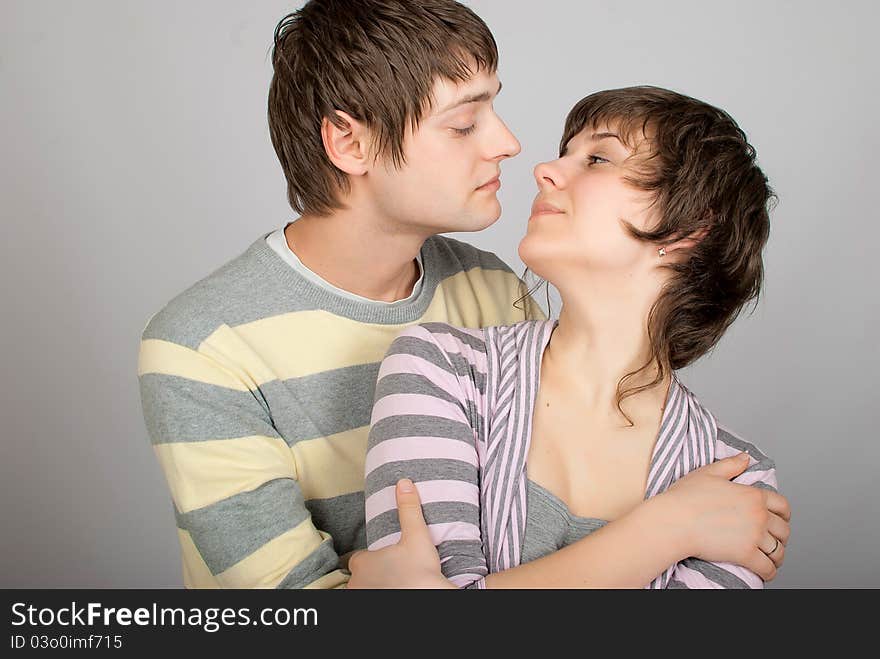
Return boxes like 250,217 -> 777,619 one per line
518,123 -> 660,287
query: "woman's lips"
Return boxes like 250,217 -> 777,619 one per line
530,200 -> 564,217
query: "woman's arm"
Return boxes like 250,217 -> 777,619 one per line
484,489 -> 690,588
664,428 -> 787,588
361,327 -> 789,588
364,325 -> 488,588
482,451 -> 783,588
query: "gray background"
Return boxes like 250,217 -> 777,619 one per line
1,0 -> 877,588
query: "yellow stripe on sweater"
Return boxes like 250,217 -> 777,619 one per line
141,268 -> 531,390
291,427 -> 368,501
214,522 -> 333,589
138,339 -> 250,391
154,435 -> 296,514
203,268 -> 529,384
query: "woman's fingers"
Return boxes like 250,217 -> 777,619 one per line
767,538 -> 786,569
765,490 -> 791,522
762,513 -> 789,569
759,534 -> 779,556
767,511 -> 791,547
758,533 -> 785,569
745,548 -> 778,582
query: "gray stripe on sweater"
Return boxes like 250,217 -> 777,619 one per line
276,538 -> 340,589
174,478 -> 312,575
304,491 -> 367,556
267,364 -> 381,445
143,235 -> 515,350
141,373 -> 274,444
141,364 -> 383,446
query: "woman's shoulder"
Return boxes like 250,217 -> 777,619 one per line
482,318 -> 558,349
713,424 -> 775,471
386,319 -> 556,373
385,322 -> 491,373
674,379 -> 776,482
391,322 -> 487,353
393,318 -> 552,351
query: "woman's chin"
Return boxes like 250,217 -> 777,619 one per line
517,242 -> 551,281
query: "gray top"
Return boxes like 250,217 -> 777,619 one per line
520,479 -> 609,564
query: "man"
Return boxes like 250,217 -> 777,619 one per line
138,0 -> 542,589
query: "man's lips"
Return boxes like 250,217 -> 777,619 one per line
476,176 -> 500,191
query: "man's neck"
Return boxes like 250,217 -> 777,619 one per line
283,211 -> 425,303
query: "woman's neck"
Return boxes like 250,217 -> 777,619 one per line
544,277 -> 670,423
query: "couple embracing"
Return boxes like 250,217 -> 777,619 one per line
139,0 -> 790,589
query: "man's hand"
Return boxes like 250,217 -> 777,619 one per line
346,479 -> 456,589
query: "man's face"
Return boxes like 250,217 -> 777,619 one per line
368,69 -> 521,235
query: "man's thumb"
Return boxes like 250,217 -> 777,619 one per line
703,452 -> 751,479
396,478 -> 429,541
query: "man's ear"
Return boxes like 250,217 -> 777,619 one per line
663,226 -> 709,255
321,110 -> 371,177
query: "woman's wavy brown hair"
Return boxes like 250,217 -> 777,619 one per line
560,86 -> 775,418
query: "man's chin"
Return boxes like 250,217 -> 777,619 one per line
451,207 -> 503,234
423,203 -> 503,235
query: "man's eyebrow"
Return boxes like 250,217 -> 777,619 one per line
437,80 -> 503,114
591,132 -> 623,144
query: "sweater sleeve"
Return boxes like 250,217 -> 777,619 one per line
138,335 -> 347,589
364,325 -> 489,588
666,427 -> 778,589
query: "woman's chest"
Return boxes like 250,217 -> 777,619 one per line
525,397 -> 661,522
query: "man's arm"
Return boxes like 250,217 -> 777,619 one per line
139,336 -> 346,588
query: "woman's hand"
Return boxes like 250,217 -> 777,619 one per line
347,479 -> 456,589
661,453 -> 791,581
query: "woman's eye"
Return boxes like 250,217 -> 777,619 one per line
586,154 -> 609,165
452,125 -> 476,136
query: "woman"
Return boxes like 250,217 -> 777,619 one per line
361,86 -> 790,588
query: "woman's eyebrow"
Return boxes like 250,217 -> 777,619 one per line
590,132 -> 633,154
591,132 -> 623,144
561,130 -> 628,156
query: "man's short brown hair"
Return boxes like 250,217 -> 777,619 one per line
268,0 -> 498,216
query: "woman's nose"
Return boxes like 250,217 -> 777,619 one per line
533,160 -> 562,190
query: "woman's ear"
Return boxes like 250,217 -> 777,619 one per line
663,226 -> 709,255
321,110 -> 371,177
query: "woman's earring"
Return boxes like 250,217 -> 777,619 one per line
658,247 -> 667,258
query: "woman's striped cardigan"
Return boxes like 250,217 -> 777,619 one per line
364,320 -> 778,588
